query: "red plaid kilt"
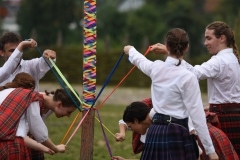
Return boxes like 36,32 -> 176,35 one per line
0,137 -> 30,160
209,104 -> 240,157
132,98 -> 152,154
197,123 -> 238,160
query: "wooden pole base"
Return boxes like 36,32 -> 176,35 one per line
80,110 -> 95,160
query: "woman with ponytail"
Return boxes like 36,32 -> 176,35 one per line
182,21 -> 240,157
122,28 -> 218,160
151,21 -> 240,158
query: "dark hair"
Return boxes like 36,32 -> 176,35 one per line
0,32 -> 22,51
45,88 -> 81,108
0,72 -> 35,91
123,101 -> 150,123
165,28 -> 189,66
206,21 -> 239,63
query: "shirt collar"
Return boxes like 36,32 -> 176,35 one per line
217,48 -> 233,56
165,56 -> 185,67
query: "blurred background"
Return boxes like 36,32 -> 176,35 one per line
0,1 -> 239,159
0,0 -> 239,91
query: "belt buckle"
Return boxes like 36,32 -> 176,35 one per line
152,119 -> 156,123
166,116 -> 172,123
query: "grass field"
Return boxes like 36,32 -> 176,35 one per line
40,83 -> 147,160
39,83 -> 208,160
44,104 -> 140,160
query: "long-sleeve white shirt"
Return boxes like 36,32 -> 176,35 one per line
0,48 -> 56,91
0,88 -> 48,143
182,48 -> 240,104
0,47 -> 23,82
128,47 -> 215,155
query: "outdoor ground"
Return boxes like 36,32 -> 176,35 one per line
40,83 -> 208,160
39,83 -> 209,106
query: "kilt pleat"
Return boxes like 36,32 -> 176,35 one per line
140,123 -> 197,160
217,113 -> 240,156
0,137 -> 30,160
28,148 -> 44,160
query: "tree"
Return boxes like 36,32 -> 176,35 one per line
17,0 -> 77,46
234,12 -> 240,52
124,0 -> 209,58
214,0 -> 240,27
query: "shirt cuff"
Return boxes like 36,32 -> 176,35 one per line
119,119 -> 130,130
205,146 -> 215,155
149,108 -> 156,120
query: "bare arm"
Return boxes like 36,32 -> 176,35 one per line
41,138 -> 66,153
115,123 -> 127,142
150,43 -> 168,55
24,136 -> 55,155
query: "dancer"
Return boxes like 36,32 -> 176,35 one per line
0,76 -> 80,159
122,28 -> 218,159
0,32 -> 56,91
151,21 -> 240,156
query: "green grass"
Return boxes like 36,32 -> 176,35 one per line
44,104 -> 141,160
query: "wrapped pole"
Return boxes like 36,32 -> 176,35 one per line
80,0 -> 97,159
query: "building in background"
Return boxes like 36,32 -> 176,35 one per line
0,0 -> 21,33
118,0 -> 145,12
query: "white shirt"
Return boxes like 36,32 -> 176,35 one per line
183,48 -> 240,104
118,119 -> 147,143
0,88 -> 48,143
0,48 -> 23,82
128,47 -> 215,155
0,48 -> 56,91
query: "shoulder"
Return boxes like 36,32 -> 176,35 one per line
152,60 -> 165,67
180,69 -> 198,83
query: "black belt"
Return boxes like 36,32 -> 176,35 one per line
210,104 -> 240,114
151,113 -> 188,129
152,115 -> 178,124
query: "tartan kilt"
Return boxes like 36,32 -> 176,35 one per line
215,113 -> 240,157
28,148 -> 44,160
197,123 -> 239,160
0,137 -> 30,160
140,123 -> 197,160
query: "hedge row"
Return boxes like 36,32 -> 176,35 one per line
0,46 -> 208,92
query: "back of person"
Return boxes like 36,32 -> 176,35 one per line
150,59 -> 197,119
123,28 -> 218,160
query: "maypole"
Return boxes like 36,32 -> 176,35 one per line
80,0 -> 97,160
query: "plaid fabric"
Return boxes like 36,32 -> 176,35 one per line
28,148 -> 44,160
0,137 -> 30,160
27,134 -> 45,160
0,88 -> 44,140
205,111 -> 219,125
210,104 -> 240,157
140,114 -> 196,160
132,98 -> 152,154
197,123 -> 239,160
